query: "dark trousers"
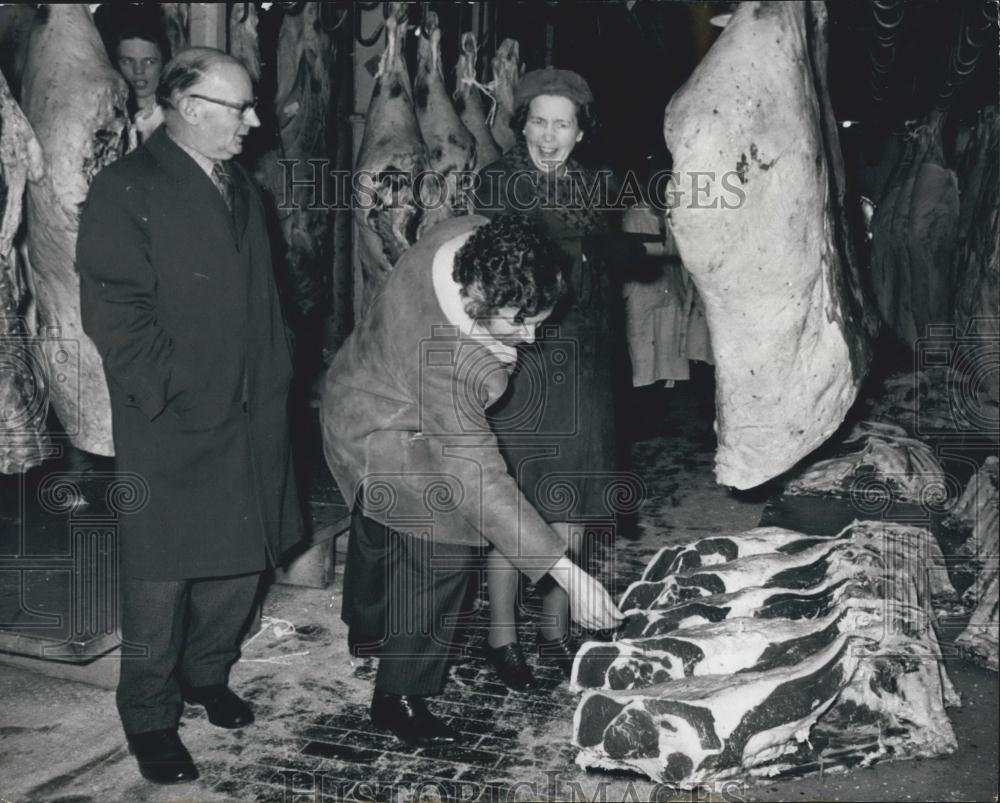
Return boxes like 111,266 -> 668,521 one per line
342,510 -> 479,697
117,572 -> 260,735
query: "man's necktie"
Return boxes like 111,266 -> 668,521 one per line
211,161 -> 235,213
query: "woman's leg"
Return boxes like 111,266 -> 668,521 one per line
486,550 -> 520,648
538,523 -> 585,641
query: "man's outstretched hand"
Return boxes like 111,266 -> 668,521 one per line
549,556 -> 624,632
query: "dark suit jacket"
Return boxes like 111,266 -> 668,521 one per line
321,215 -> 566,583
77,128 -> 302,580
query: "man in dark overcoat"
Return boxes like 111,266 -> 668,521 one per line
76,47 -> 302,785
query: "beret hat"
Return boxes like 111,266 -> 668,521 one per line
513,67 -> 594,109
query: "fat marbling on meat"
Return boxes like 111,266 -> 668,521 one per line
574,521 -> 958,785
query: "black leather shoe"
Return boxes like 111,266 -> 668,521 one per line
126,729 -> 199,785
182,685 -> 254,729
484,642 -> 536,691
370,690 -> 459,746
537,636 -> 576,679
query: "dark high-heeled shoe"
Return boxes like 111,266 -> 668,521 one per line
484,642 -> 536,691
537,636 -> 576,679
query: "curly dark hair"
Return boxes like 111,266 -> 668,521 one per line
511,98 -> 598,142
453,214 -> 567,321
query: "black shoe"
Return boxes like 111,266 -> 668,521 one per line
126,728 -> 199,785
182,684 -> 254,729
370,690 -> 459,747
538,636 -> 576,679
484,642 -> 536,691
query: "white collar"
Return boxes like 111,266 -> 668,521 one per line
431,231 -> 519,366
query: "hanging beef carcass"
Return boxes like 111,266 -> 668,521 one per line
454,32 -> 500,171
21,5 -> 130,457
251,1 -> 336,323
663,2 -> 877,490
0,3 -> 37,98
159,3 -> 190,57
413,13 -> 476,216
354,4 -> 431,311
490,38 -> 521,153
950,108 -> 999,407
0,68 -> 50,473
229,2 -> 260,82
869,118 -> 960,348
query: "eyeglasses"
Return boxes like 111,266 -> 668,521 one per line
185,93 -> 258,117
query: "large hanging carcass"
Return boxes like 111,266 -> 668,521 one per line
251,1 -> 337,325
490,38 -> 521,154
869,117 -> 959,348
354,4 -> 432,312
20,4 -> 130,457
0,68 -> 50,473
663,1 -> 877,490
454,32 -> 500,171
413,13 -> 476,216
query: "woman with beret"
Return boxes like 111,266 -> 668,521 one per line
474,68 -> 646,690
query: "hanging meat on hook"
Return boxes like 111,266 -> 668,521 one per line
354,3 -> 432,312
490,38 -> 521,154
21,4 -> 130,458
159,3 -> 189,56
663,1 -> 877,490
229,2 -> 260,82
0,68 -> 50,473
869,118 -> 959,348
413,12 -> 476,216
250,1 -> 336,323
454,32 -> 500,171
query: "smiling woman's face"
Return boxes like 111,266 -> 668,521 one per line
522,94 -> 582,173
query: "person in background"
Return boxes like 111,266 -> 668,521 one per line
321,213 -> 623,748
473,68 -> 648,691
112,14 -> 171,142
77,48 -> 301,785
